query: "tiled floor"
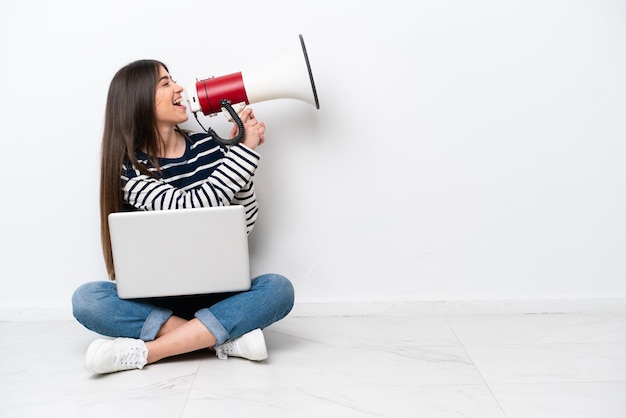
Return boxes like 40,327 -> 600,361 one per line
1,313 -> 625,417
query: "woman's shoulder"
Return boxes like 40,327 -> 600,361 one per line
180,130 -> 227,165
183,130 -> 221,151
183,130 -> 210,141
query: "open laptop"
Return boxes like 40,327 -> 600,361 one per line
108,206 -> 251,299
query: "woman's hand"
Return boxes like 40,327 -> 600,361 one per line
230,107 -> 265,150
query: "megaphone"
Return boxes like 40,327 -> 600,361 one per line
186,34 -> 320,145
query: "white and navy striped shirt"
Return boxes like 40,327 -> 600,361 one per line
121,132 -> 260,233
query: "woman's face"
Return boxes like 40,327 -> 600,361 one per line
154,65 -> 188,128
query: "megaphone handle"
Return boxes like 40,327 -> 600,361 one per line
207,100 -> 246,146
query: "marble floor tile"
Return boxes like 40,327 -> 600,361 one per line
463,342 -> 626,384
194,341 -> 485,389
0,321 -> 201,392
490,382 -> 626,418
1,387 -> 191,418
269,315 -> 462,347
183,384 -> 507,418
1,313 -> 625,418
446,313 -> 626,345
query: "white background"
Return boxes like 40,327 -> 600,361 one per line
1,0 -> 624,317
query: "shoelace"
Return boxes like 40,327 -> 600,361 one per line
115,346 -> 146,367
215,340 -> 238,360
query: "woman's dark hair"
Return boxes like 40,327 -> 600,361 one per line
99,59 -> 168,280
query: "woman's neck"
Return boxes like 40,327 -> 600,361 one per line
158,128 -> 184,159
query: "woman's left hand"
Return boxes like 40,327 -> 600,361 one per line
231,108 -> 265,150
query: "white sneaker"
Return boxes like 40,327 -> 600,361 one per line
85,338 -> 148,374
214,329 -> 268,361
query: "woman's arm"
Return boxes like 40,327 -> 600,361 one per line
231,180 -> 259,234
123,144 -> 259,211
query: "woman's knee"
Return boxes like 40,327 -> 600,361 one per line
277,274 -> 295,306
253,273 -> 295,313
71,281 -> 116,323
258,273 -> 294,295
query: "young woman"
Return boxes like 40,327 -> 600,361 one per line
72,59 -> 294,374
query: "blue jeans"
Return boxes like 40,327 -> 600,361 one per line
72,274 -> 294,345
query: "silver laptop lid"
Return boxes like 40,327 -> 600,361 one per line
109,206 -> 251,299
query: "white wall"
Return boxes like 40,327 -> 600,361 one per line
1,0 -> 625,318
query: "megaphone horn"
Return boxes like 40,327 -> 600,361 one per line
186,34 -> 320,145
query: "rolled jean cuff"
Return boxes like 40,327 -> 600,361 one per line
195,308 -> 230,345
140,307 -> 173,341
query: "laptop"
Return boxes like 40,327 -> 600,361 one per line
108,206 -> 251,299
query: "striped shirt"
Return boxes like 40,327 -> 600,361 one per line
121,132 -> 260,233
